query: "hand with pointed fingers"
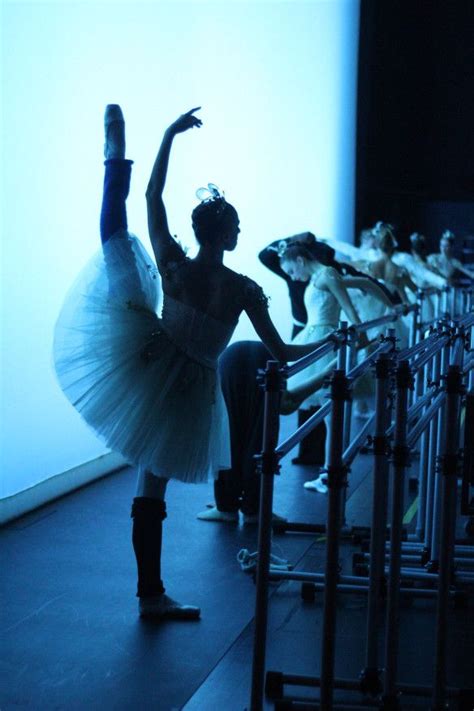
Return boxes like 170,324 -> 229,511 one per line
169,107 -> 202,135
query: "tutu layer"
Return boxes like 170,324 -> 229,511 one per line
53,232 -> 231,483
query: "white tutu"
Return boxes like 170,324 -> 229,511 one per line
53,232 -> 231,483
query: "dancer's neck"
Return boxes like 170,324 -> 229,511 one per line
195,244 -> 225,266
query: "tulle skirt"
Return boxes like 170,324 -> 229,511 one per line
53,232 -> 231,483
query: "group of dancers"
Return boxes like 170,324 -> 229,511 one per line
53,106 -> 474,620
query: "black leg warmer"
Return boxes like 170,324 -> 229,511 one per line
131,497 -> 167,598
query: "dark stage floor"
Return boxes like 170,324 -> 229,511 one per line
2,414 -> 474,710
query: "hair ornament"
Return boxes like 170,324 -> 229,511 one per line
275,239 -> 307,258
441,230 -> 455,242
196,183 -> 225,203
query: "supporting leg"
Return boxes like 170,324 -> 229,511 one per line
132,470 -> 200,620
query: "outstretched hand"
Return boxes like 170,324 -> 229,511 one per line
169,107 -> 202,134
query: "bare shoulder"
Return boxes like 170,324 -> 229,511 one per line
316,266 -> 341,286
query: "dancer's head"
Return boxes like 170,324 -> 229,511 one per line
373,221 -> 397,256
410,232 -> 428,259
440,230 -> 455,257
360,228 -> 376,249
192,184 -> 239,250
278,241 -> 334,282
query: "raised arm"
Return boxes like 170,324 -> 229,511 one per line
146,108 -> 202,265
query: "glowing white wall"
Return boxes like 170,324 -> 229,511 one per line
1,0 -> 359,499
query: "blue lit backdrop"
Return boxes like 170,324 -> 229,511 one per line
1,0 -> 359,498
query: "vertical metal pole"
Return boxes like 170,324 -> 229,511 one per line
320,342 -> 349,710
361,351 -> 392,695
408,303 -> 419,410
432,365 -> 463,710
424,349 -> 441,550
469,315 -> 474,391
382,360 -> 412,708
430,340 -> 451,566
341,328 -> 355,529
414,360 -> 430,541
250,361 -> 282,711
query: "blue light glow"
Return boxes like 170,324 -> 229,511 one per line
1,0 -> 359,498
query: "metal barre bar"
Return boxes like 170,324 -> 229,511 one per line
450,337 -> 465,366
350,304 -> 414,335
343,413 -> 375,466
276,400 -> 332,457
345,341 -> 393,381
278,341 -> 391,458
398,332 -> 440,361
284,337 -> 338,378
386,384 -> 441,438
458,312 -> 474,328
406,393 -> 446,449
410,336 -> 450,374
350,312 -> 398,333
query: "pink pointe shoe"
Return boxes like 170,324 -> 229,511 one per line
104,104 -> 125,159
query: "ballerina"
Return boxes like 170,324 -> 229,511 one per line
53,105 -> 325,619
427,230 -> 474,283
277,240 -> 393,493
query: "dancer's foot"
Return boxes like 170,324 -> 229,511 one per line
197,506 -> 238,523
139,593 -> 201,620
104,104 -> 125,159
304,475 -> 328,494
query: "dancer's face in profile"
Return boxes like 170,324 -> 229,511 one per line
440,237 -> 453,258
281,256 -> 311,282
223,214 -> 240,251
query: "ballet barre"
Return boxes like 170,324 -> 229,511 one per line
249,298 -> 474,710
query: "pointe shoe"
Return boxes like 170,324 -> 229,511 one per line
304,475 -> 328,494
104,104 -> 125,159
196,506 -> 238,523
139,593 -> 201,620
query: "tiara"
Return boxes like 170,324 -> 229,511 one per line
196,183 -> 225,203
274,239 -> 306,258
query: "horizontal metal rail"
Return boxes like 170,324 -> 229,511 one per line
410,336 -> 450,374
406,392 -> 446,449
284,337 -> 339,378
343,413 -> 375,466
276,400 -> 331,458
345,341 -> 393,381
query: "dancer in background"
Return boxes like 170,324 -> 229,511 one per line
393,232 -> 446,323
320,228 -> 381,263
259,233 -> 333,466
277,240 -> 392,493
197,341 -> 336,523
53,106 -> 326,620
428,230 -> 474,282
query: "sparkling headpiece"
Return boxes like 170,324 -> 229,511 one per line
195,183 -> 227,215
